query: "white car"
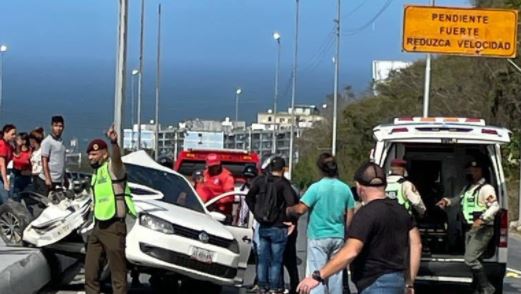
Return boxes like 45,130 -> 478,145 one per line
3,151 -> 253,290
371,117 -> 509,292
123,151 -> 253,287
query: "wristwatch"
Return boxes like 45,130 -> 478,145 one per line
311,270 -> 325,284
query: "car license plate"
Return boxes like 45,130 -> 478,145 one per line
190,247 -> 215,264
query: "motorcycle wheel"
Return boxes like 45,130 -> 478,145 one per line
0,200 -> 33,246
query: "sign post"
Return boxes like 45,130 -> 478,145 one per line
403,6 -> 518,58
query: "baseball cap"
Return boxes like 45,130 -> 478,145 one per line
465,160 -> 483,168
86,139 -> 108,153
243,164 -> 258,178
354,162 -> 387,187
192,169 -> 204,181
206,153 -> 221,167
270,156 -> 286,172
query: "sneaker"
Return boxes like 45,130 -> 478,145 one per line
482,284 -> 495,294
246,284 -> 259,293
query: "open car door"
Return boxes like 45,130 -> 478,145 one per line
205,191 -> 253,284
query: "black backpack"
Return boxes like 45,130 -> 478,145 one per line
253,175 -> 282,225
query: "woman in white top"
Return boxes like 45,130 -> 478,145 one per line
29,128 -> 44,189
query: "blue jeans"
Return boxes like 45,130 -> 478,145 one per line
0,178 -> 9,205
258,225 -> 288,291
359,272 -> 405,294
306,238 -> 345,294
13,173 -> 31,200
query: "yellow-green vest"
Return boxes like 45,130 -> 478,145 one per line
461,184 -> 486,223
385,177 -> 412,213
91,161 -> 136,220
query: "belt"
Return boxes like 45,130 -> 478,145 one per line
96,217 -> 125,224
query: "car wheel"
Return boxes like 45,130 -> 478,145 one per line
0,200 -> 33,246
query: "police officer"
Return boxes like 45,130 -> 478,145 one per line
436,160 -> 498,294
85,127 -> 136,294
386,159 -> 426,217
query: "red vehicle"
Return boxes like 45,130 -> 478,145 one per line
174,149 -> 260,185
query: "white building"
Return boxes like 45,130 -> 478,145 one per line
123,124 -> 156,151
257,105 -> 324,129
372,60 -> 413,95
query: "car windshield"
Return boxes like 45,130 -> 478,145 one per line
125,163 -> 205,214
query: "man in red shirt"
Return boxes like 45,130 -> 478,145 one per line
202,153 -> 235,216
0,124 -> 16,204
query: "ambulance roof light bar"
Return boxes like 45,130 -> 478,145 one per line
394,117 -> 485,126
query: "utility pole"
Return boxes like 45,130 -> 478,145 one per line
518,159 -> 521,226
114,0 -> 128,147
154,3 -> 162,160
137,0 -> 145,149
332,0 -> 340,156
423,0 -> 436,117
288,0 -> 300,180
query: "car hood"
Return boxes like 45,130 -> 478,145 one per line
135,198 -> 235,241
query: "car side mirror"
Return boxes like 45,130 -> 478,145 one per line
209,211 -> 227,222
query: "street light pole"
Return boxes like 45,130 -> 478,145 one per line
131,69 -> 139,129
272,32 -> 281,155
288,0 -> 300,180
154,3 -> 162,161
0,45 -> 8,118
423,0 -> 436,117
137,0 -> 145,150
235,88 -> 242,127
114,1 -> 128,147
332,0 -> 341,157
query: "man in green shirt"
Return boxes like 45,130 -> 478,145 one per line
287,153 -> 355,294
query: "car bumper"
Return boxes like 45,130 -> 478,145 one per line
126,223 -> 241,286
416,260 -> 506,285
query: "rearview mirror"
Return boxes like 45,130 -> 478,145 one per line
209,211 -> 227,222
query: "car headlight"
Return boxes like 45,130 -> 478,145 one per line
139,214 -> 175,234
228,239 -> 240,254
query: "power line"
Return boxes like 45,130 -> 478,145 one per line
343,0 -> 369,18
300,27 -> 336,73
343,0 -> 394,36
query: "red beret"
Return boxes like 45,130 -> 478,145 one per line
86,139 -> 108,153
390,159 -> 407,167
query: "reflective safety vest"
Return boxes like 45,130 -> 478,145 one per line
91,161 -> 136,220
460,184 -> 487,223
385,177 -> 412,213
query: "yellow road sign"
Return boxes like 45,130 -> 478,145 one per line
403,5 -> 518,58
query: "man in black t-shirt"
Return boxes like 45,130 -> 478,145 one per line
297,162 -> 422,294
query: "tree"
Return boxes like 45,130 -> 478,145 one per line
294,0 -> 521,218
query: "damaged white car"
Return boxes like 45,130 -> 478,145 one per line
0,151 -> 253,290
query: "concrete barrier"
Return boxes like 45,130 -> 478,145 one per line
0,245 -> 50,294
0,240 -> 78,294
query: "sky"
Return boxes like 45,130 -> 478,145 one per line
0,0 -> 470,146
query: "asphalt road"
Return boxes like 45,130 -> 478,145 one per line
41,225 -> 521,294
